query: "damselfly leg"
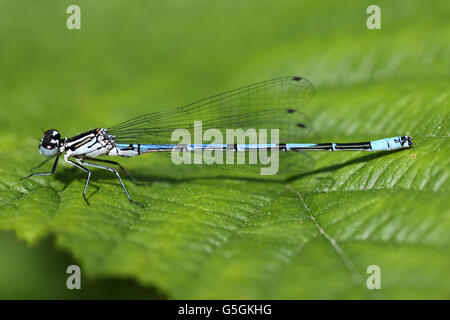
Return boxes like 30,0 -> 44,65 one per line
20,155 -> 60,180
29,157 -> 52,172
65,158 -> 92,204
82,158 -> 140,185
77,159 -> 143,207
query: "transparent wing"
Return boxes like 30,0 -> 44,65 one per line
107,76 -> 316,174
108,76 -> 315,144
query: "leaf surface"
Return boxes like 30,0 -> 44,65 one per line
0,0 -> 449,299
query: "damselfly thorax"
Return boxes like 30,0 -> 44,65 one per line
62,128 -> 117,158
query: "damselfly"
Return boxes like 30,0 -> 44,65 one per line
21,76 -> 413,207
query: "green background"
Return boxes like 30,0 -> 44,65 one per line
0,0 -> 448,299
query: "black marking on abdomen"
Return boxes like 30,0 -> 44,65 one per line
292,76 -> 302,81
290,143 -> 333,151
334,142 -> 371,150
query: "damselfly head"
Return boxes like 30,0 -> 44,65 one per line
39,129 -> 61,158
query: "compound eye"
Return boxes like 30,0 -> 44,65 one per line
39,144 -> 58,157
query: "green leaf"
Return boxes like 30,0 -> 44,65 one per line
0,0 -> 449,299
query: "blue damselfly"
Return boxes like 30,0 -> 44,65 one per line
21,76 -> 413,206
